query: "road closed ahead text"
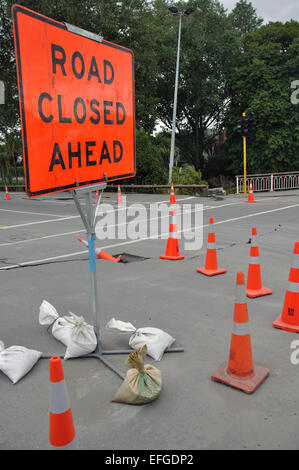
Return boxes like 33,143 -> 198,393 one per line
13,6 -> 135,196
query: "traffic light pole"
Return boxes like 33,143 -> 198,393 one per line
243,112 -> 247,195
243,135 -> 247,195
238,112 -> 255,195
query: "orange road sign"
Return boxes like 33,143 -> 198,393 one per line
12,5 -> 136,197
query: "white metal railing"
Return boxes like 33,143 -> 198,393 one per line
236,171 -> 299,193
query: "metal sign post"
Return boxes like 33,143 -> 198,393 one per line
42,183 -> 132,380
70,185 -> 105,348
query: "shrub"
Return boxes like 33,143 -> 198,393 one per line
172,165 -> 207,194
134,130 -> 168,186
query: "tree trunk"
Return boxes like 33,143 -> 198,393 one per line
194,117 -> 205,172
4,160 -> 8,184
13,154 -> 18,185
0,165 -> 5,187
194,121 -> 200,171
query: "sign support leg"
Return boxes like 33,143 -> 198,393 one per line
71,185 -> 133,379
42,184 -> 184,380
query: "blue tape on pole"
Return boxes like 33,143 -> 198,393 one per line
88,234 -> 97,273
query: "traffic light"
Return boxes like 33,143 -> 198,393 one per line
247,115 -> 256,136
237,114 -> 256,138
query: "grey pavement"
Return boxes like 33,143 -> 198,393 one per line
0,188 -> 298,450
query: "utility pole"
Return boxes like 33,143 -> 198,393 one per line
168,13 -> 182,185
168,7 -> 194,185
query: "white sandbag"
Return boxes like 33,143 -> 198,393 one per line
39,300 -> 97,360
105,318 -> 175,361
39,299 -> 60,325
0,341 -> 42,384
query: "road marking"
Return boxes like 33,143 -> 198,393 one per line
0,208 -> 71,217
209,204 -> 299,228
0,215 -> 79,229
255,196 -> 281,201
94,196 -> 198,214
0,229 -> 85,247
0,197 -> 190,228
0,195 -> 272,230
0,201 -> 242,246
1,203 -> 298,270
0,250 -> 88,270
21,195 -> 198,206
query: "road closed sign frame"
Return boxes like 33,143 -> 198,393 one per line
12,4 -> 136,197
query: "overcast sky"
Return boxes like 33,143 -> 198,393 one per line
220,0 -> 299,24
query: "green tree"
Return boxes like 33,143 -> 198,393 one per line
172,164 -> 205,194
153,0 -> 262,174
133,130 -> 167,185
0,0 -> 19,134
229,0 -> 263,35
0,0 -> 165,184
0,0 -> 161,136
216,20 -> 299,176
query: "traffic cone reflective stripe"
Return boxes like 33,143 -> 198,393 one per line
5,185 -> 10,200
168,213 -> 178,239
289,281 -> 299,292
117,185 -> 123,204
77,237 -> 122,262
93,190 -> 98,204
196,217 -> 226,276
273,242 -> 299,332
235,280 -> 247,303
245,181 -> 256,203
160,210 -> 184,260
205,222 -> 217,269
49,356 -> 77,449
211,272 -> 269,393
246,227 -> 272,298
292,251 -> 299,270
169,183 -> 176,205
232,319 -> 250,336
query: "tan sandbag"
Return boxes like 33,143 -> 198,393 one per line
112,345 -> 162,405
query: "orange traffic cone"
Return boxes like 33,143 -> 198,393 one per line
245,180 -> 256,203
211,272 -> 270,394
49,356 -> 77,449
160,209 -> 184,260
117,185 -> 123,204
78,237 -> 122,262
5,185 -> 10,200
169,183 -> 176,205
196,217 -> 226,276
93,190 -> 99,204
273,242 -> 299,332
246,227 -> 272,298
